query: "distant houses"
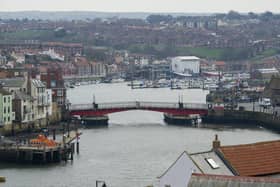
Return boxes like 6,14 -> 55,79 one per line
0,68 -> 66,134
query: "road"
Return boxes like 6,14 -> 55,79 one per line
237,102 -> 280,114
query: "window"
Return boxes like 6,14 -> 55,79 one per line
8,97 -> 10,102
7,106 -> 10,113
3,117 -> 5,122
3,97 -> 6,103
7,117 -> 10,122
3,107 -> 6,114
205,158 -> 219,169
57,90 -> 63,96
57,97 -> 64,105
51,80 -> 57,88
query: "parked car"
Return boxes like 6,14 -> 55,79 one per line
238,95 -> 251,103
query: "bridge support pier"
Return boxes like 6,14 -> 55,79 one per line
163,113 -> 200,126
81,115 -> 109,128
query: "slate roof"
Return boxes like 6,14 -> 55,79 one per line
218,140 -> 280,176
0,88 -> 11,95
0,78 -> 25,88
32,79 -> 45,88
190,150 -> 234,176
268,76 -> 280,90
14,91 -> 34,101
188,173 -> 280,187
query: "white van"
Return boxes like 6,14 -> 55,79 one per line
259,98 -> 272,108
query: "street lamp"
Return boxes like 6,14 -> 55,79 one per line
96,180 -> 107,187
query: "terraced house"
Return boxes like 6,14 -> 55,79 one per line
0,89 -> 14,127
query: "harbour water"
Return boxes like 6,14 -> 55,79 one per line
1,83 -> 279,187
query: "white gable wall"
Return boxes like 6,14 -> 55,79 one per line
159,152 -> 199,187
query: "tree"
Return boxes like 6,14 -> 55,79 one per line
260,11 -> 274,21
146,15 -> 173,24
248,12 -> 258,19
227,10 -> 242,20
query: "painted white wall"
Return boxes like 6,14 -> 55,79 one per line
159,152 -> 197,187
171,56 -> 200,75
46,89 -> 52,115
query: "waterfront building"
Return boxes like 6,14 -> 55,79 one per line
171,56 -> 200,76
29,79 -> 49,126
0,89 -> 14,127
264,76 -> 280,105
40,66 -> 66,107
91,62 -> 106,77
251,68 -> 279,80
0,55 -> 7,66
0,77 -> 28,94
73,57 -> 91,76
159,135 -> 280,187
134,63 -> 171,80
13,91 -> 35,126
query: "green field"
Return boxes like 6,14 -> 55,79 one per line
177,47 -> 225,59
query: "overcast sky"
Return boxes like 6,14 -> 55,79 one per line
1,0 -> 280,13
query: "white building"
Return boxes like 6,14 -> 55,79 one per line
171,56 -> 200,76
40,49 -> 65,61
0,55 -> 7,66
30,79 -> 49,125
46,89 -> 52,116
159,152 -> 199,187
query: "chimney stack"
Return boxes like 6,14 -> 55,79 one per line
212,134 -> 221,150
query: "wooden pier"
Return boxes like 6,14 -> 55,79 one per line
0,131 -> 81,164
0,176 -> 5,183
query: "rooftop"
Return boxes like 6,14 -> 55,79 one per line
257,68 -> 279,74
32,79 -> 45,88
14,91 -> 34,101
218,140 -> 280,176
190,150 -> 234,176
174,56 -> 200,60
0,88 -> 11,96
43,42 -> 83,48
267,76 -> 280,90
74,57 -> 90,66
0,78 -> 25,88
189,173 -> 280,187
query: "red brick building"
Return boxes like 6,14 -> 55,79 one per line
39,64 -> 66,107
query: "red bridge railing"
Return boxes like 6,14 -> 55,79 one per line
69,101 -> 208,111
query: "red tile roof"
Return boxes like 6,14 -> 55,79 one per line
215,61 -> 225,66
74,57 -> 89,66
218,140 -> 280,176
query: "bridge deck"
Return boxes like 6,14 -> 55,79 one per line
69,101 -> 208,116
69,101 -> 208,111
